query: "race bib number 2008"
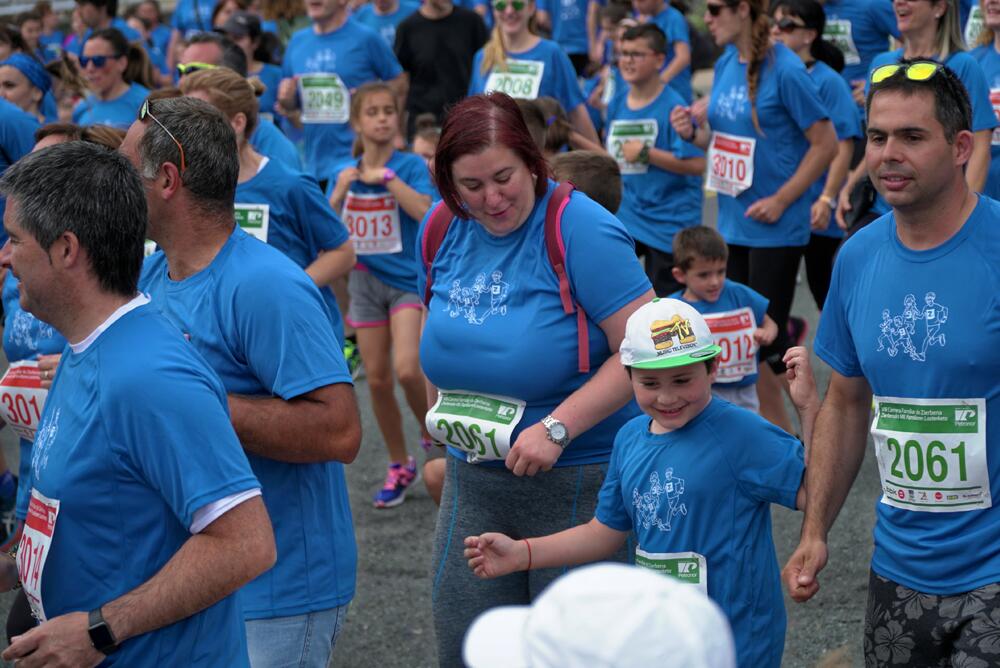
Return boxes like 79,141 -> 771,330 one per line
484,59 -> 545,100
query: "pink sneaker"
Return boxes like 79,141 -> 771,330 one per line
373,457 -> 418,508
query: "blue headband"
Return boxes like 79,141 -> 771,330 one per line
0,54 -> 51,94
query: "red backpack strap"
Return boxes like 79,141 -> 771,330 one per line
544,182 -> 590,374
421,201 -> 455,307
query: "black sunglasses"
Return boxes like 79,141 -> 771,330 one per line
706,2 -> 736,17
772,16 -> 807,32
79,54 -> 121,68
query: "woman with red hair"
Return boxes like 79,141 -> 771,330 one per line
419,92 -> 654,665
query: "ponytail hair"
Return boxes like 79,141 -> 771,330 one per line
935,0 -> 966,59
179,67 -> 264,140
772,0 -> 844,72
123,41 -> 156,88
745,0 -> 772,135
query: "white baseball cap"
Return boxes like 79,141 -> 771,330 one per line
462,563 -> 736,668
620,298 -> 721,369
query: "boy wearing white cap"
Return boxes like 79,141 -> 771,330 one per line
464,298 -> 813,668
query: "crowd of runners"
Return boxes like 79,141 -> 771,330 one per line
0,0 -> 992,665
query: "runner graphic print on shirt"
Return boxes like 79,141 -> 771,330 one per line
445,270 -> 509,325
633,468 -> 687,532
876,292 -> 949,362
31,407 -> 59,478
9,311 -> 55,351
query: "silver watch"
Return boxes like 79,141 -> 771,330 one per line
542,415 -> 571,449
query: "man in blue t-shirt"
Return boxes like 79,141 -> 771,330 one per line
121,96 -> 362,668
784,62 -> 1000,666
66,0 -> 141,56
0,141 -> 274,666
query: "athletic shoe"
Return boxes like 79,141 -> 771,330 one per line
373,457 -> 418,509
787,316 -> 809,347
343,340 -> 363,380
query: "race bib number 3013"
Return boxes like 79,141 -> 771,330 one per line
426,390 -> 525,463
0,361 -> 48,442
343,192 -> 402,255
872,397 -> 990,512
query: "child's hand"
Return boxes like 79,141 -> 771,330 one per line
784,346 -> 819,412
754,316 -> 778,347
463,533 -> 527,579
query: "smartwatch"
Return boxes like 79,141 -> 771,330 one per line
88,608 -> 120,655
542,415 -> 571,449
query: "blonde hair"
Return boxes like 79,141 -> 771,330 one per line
744,0 -> 772,135
933,0 -> 966,59
349,81 -> 398,157
179,67 -> 264,140
480,1 -> 538,75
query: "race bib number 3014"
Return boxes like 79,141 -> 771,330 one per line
18,489 -> 60,622
872,397 -> 990,512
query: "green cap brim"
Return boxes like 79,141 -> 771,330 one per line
627,344 -> 723,370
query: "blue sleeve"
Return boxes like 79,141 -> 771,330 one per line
814,238 -> 864,377
820,73 -> 863,140
233,267 -> 353,399
667,9 -> 689,44
777,62 -> 828,131
551,46 -> 586,111
0,111 -> 37,168
594,426 -> 633,531
537,0 -> 551,11
469,50 -> 486,95
399,154 -> 435,197
293,173 -> 350,251
951,54 -> 997,133
170,0 -> 185,29
109,360 -> 260,529
368,31 -> 403,81
870,1 -> 901,39
717,412 -> 804,509
561,194 -> 652,322
739,283 -> 769,325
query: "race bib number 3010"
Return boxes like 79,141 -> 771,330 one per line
872,397 -> 990,512
705,132 -> 756,197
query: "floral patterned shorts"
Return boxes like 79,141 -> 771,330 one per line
865,570 -> 1000,667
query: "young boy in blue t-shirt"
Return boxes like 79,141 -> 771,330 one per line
463,298 -> 817,668
670,225 -> 777,414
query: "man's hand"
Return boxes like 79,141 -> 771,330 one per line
782,537 -> 828,603
2,611 -> 104,667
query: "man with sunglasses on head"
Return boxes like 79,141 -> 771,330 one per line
122,95 -> 363,668
783,60 -> 1000,666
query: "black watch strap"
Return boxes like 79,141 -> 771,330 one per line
88,608 -> 120,655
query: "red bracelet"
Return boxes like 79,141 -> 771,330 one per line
523,539 -> 532,571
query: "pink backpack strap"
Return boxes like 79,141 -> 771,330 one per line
544,182 -> 590,374
421,201 -> 455,307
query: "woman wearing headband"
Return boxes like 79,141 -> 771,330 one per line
0,53 -> 54,122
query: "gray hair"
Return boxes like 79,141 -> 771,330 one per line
0,141 -> 146,297
136,96 -> 239,216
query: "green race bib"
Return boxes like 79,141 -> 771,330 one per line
606,119 -> 658,175
426,390 -> 526,463
635,548 -> 708,594
234,203 -> 269,242
299,73 -> 350,123
484,59 -> 545,100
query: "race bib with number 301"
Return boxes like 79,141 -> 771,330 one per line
0,361 -> 48,442
426,390 -> 526,463
635,548 -> 708,595
299,73 -> 350,123
343,192 -> 402,255
703,308 -> 758,383
872,397 -> 990,512
606,119 -> 658,175
706,132 -> 756,197
484,59 -> 545,100
234,203 -> 270,242
18,489 -> 60,622
824,19 -> 860,66
990,89 -> 1000,146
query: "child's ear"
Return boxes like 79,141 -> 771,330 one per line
707,357 -> 719,382
671,266 -> 686,285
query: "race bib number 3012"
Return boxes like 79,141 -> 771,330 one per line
0,361 -> 47,442
872,397 -> 990,512
703,308 -> 757,383
426,390 -> 525,463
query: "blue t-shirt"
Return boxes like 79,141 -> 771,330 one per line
708,44 -> 828,248
650,5 -> 692,103
816,196 -> 1000,595
606,85 -> 703,253
866,49 -> 997,216
670,279 -> 769,388
417,181 -> 651,467
30,301 -> 259,665
236,157 -> 349,345
327,150 -> 434,293
537,0 -> 589,56
249,117 -> 301,170
595,402 -> 804,668
64,20 -> 141,57
150,24 -> 172,52
2,273 -> 67,521
170,0 -> 214,38
253,62 -> 283,124
468,38 -> 586,114
72,82 -> 149,130
807,61 -> 863,239
139,227 -> 357,619
353,0 -> 420,46
822,0 -> 899,87
0,99 -> 39,243
282,20 -> 403,177
971,44 -> 1000,201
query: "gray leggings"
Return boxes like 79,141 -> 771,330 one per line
430,455 -> 628,667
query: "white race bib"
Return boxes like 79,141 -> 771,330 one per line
484,59 -> 545,100
824,19 -> 860,66
18,489 -> 59,622
706,132 -> 756,197
635,548 -> 708,595
234,203 -> 270,242
600,71 -> 616,108
703,308 -> 758,383
0,361 -> 48,442
298,73 -> 350,123
872,397 -> 990,512
426,390 -> 526,463
144,239 -> 157,257
606,119 -> 658,175
343,192 -> 402,255
990,88 -> 1000,146
966,6 -> 984,47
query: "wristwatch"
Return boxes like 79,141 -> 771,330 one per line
88,608 -> 120,655
542,415 -> 571,449
637,144 -> 651,164
382,167 -> 397,184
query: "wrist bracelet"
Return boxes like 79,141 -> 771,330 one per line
819,194 -> 836,209
523,538 -> 532,571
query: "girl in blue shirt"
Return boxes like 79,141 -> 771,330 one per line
72,29 -> 150,129
0,53 -> 55,123
970,2 -> 1000,200
469,0 -> 600,145
670,0 -> 836,434
327,83 -> 438,508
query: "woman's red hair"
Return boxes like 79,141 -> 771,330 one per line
434,92 -> 550,219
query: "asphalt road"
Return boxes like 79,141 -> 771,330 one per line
0,250 -> 879,668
